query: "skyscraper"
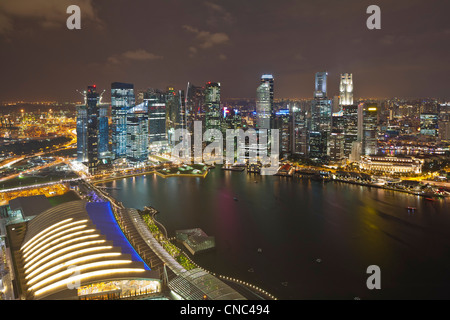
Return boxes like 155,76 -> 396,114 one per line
111,82 -> 135,160
204,82 -> 221,134
361,103 -> 378,155
314,72 -> 327,99
185,82 -> 205,132
76,104 -> 88,162
256,82 -> 272,131
309,72 -> 332,160
127,103 -> 149,163
339,73 -> 353,106
98,104 -> 109,159
144,89 -> 167,148
343,104 -> 359,158
328,111 -> 345,161
260,74 -> 274,109
86,85 -> 101,174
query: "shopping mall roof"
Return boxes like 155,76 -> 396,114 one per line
9,195 -> 52,218
8,199 -> 158,300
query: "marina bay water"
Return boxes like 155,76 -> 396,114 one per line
102,166 -> 450,300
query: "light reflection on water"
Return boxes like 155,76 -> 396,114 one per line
103,167 -> 450,300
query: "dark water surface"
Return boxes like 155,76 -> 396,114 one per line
103,167 -> 450,300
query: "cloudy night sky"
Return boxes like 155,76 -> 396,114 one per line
0,0 -> 449,102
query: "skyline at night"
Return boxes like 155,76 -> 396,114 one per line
2,0 -> 450,305
1,0 -> 450,102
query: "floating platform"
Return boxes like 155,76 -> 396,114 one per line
175,228 -> 215,255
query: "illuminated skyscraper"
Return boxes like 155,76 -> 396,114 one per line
314,72 -> 327,99
76,85 -> 106,174
342,104 -> 359,158
86,85 -> 101,174
76,104 -> 88,162
204,82 -> 221,134
362,103 -> 378,155
309,72 -> 332,160
339,73 -> 353,106
328,111 -> 344,161
144,89 -> 167,147
127,103 -> 149,163
256,82 -> 272,131
261,74 -> 274,109
111,82 -> 135,159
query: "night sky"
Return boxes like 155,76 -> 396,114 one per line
0,0 -> 449,102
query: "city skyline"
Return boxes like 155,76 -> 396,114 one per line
0,0 -> 450,102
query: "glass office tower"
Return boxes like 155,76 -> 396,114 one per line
86,85 -> 101,174
204,82 -> 221,134
309,72 -> 332,160
127,104 -> 149,163
144,89 -> 167,146
111,82 -> 135,160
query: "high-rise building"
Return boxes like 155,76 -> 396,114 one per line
342,104 -> 359,158
166,87 -> 186,131
185,82 -> 205,132
204,82 -> 221,134
314,72 -> 327,99
291,105 -> 308,157
261,74 -> 274,109
361,103 -> 378,156
144,89 -> 167,147
76,104 -> 88,162
328,111 -> 345,161
339,73 -> 353,106
111,82 -> 135,160
309,72 -> 331,160
256,82 -> 272,131
86,85 -> 101,174
76,85 -> 107,174
98,104 -> 109,159
127,103 -> 149,163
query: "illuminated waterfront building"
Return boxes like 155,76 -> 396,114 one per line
359,155 -> 424,174
111,82 -> 135,160
339,73 -> 353,106
6,199 -> 160,300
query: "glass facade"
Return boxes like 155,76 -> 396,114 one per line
362,104 -> 378,155
204,82 -> 221,134
145,89 -> 167,146
127,106 -> 149,163
111,82 -> 135,160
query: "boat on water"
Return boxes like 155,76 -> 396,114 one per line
425,198 -> 435,201
407,206 -> 416,211
233,197 -> 238,201
257,248 -> 262,253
